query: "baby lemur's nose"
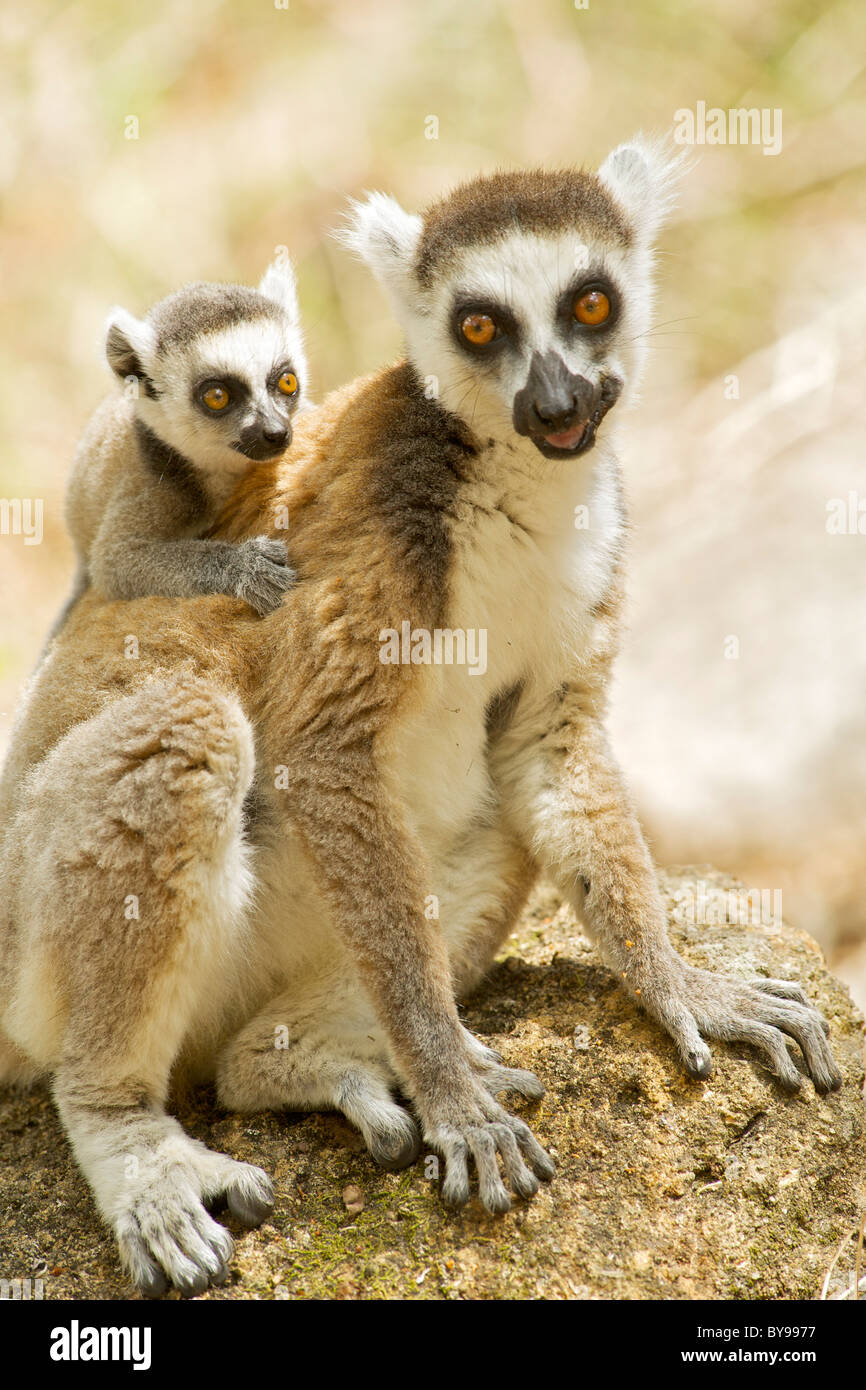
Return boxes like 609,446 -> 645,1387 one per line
262,424 -> 288,446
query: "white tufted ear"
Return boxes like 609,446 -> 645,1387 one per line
104,307 -> 156,380
336,192 -> 423,296
258,257 -> 300,322
598,135 -> 688,243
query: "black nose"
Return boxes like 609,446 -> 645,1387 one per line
531,397 -> 581,433
262,425 -> 288,446
513,351 -> 599,440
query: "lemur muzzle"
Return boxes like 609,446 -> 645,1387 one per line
513,352 -> 621,458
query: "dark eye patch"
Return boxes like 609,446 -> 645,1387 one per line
555,272 -> 621,337
451,296 -> 521,358
267,361 -> 300,393
192,373 -> 250,418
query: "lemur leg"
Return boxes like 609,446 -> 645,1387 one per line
271,740 -> 554,1215
2,678 -> 274,1297
216,828 -> 541,1173
216,971 -> 422,1171
496,688 -> 842,1094
439,821 -> 538,998
436,822 -> 546,1090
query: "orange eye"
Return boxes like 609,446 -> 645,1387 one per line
277,370 -> 298,396
574,289 -> 611,327
460,312 -> 497,346
202,384 -> 230,411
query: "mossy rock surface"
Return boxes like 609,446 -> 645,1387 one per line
1,867 -> 864,1301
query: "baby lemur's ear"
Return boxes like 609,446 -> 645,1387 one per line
597,135 -> 688,244
105,308 -> 156,381
336,192 -> 423,297
258,257 -> 300,322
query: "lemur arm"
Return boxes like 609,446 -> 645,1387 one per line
493,677 -> 842,1095
285,751 -> 554,1210
87,483 -> 296,616
259,598 -> 555,1214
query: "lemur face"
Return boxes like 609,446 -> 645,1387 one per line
344,138 -> 682,460
104,261 -> 308,473
420,229 -> 631,459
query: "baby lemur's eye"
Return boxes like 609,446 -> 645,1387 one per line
277,371 -> 299,396
460,313 -> 498,346
574,289 -> 611,327
201,384 -> 231,411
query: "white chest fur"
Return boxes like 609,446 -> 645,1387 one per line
387,438 -> 624,859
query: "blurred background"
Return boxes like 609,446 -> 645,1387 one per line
1,0 -> 864,1004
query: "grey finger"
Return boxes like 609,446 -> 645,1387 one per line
489,1123 -> 539,1201
734,1020 -> 803,1092
505,1115 -> 556,1181
440,1137 -> 471,1208
467,1128 -> 511,1214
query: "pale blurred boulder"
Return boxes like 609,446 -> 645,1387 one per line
612,283 -> 866,1008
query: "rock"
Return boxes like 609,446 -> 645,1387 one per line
0,867 -> 863,1300
341,1185 -> 365,1215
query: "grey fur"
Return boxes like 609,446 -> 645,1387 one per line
59,261 -> 307,626
149,282 -> 284,353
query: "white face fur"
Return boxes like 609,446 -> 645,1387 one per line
344,138 -> 681,462
105,260 -> 309,476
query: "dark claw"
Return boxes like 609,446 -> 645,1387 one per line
684,1050 -> 713,1080
176,1267 -> 211,1298
813,1068 -> 843,1095
511,1169 -> 540,1201
441,1165 -> 471,1208
137,1267 -> 169,1300
442,1185 -> 470,1209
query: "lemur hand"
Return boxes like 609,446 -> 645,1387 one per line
418,1044 -> 555,1214
637,952 -> 843,1094
232,536 -> 297,616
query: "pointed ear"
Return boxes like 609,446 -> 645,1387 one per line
597,136 -> 688,243
104,308 -> 155,380
258,257 -> 300,322
336,192 -> 423,294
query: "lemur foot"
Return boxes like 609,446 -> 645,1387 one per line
232,536 -> 296,615
115,1146 -> 273,1298
421,1066 -> 555,1215
644,959 -> 842,1094
368,1113 -> 422,1172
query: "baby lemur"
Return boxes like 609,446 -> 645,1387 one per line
63,258 -> 307,618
